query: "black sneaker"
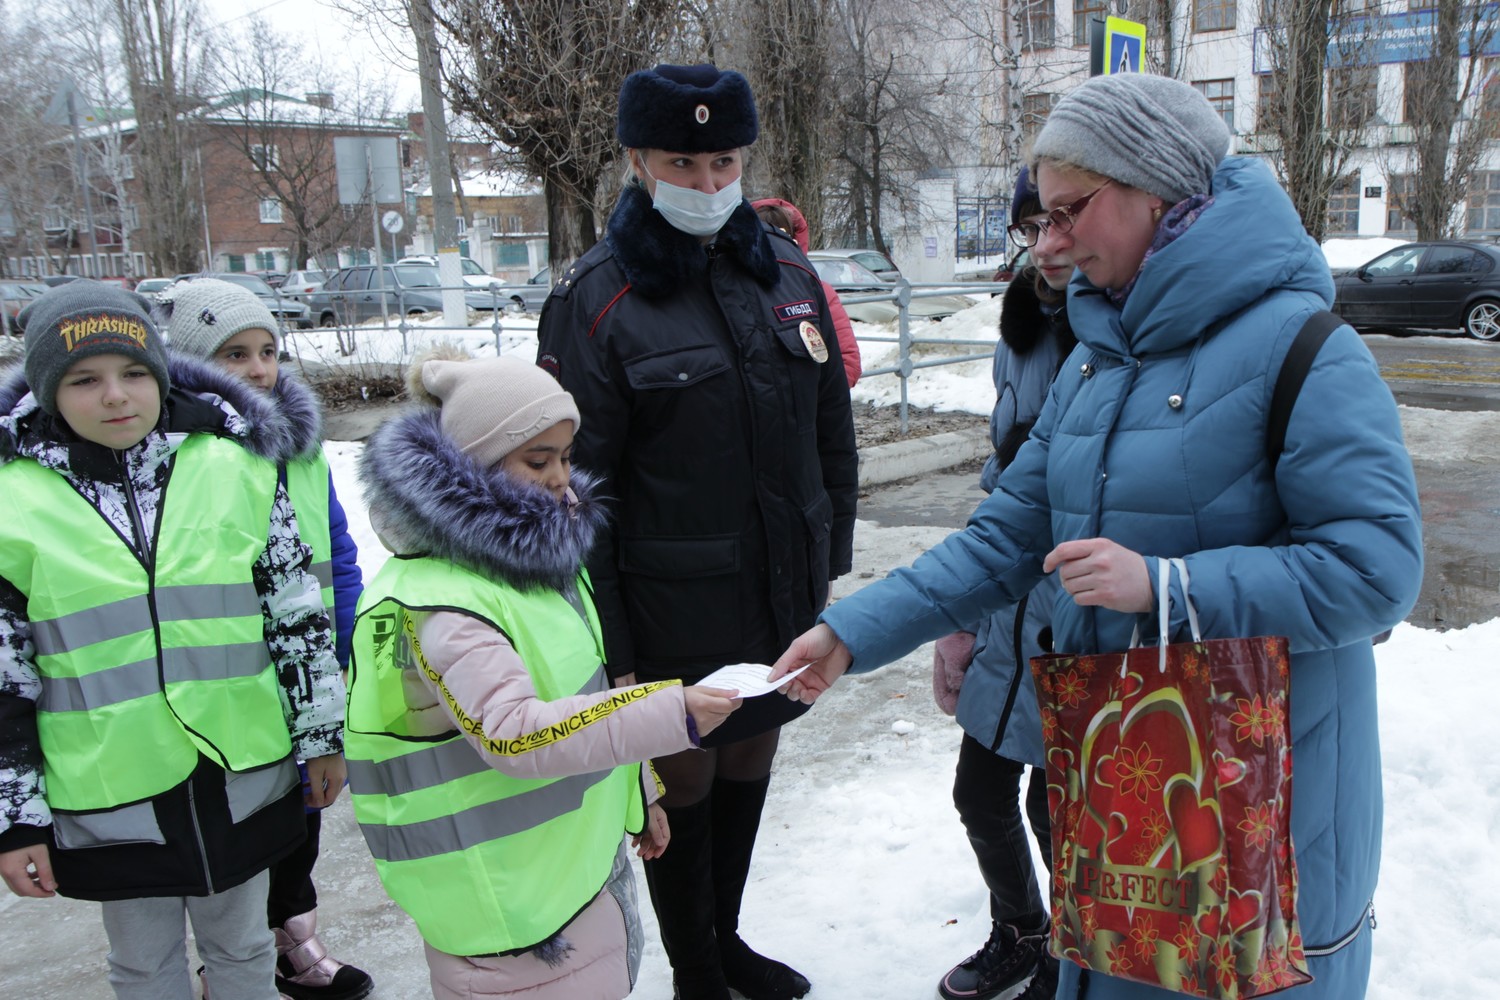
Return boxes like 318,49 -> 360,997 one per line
937,921 -> 1046,1000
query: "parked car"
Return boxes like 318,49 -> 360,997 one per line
816,247 -> 903,282
992,248 -> 1030,283
171,271 -> 312,329
490,267 -> 554,313
250,270 -> 287,288
395,254 -> 496,289
1331,240 -> 1500,341
134,277 -> 175,302
1,281 -> 47,334
307,263 -> 501,326
41,275 -> 80,288
807,253 -> 976,324
280,268 -> 331,303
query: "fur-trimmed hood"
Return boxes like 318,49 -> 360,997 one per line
0,352 -> 297,466
359,406 -> 607,593
1000,273 -> 1075,359
603,182 -> 780,299
267,370 -> 323,461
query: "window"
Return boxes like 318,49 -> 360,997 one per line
1422,246 -> 1481,275
1073,0 -> 1105,46
1020,0 -> 1056,51
1194,0 -> 1236,32
507,214 -> 524,234
226,254 -> 247,273
1363,245 -> 1425,276
1329,65 -> 1377,129
1021,92 -> 1058,144
1326,174 -> 1360,235
259,199 -> 283,224
42,205 -> 67,231
250,144 -> 279,172
1257,73 -> 1282,130
255,250 -> 277,271
1386,174 -> 1416,234
1193,79 -> 1236,131
1481,57 -> 1500,121
1404,60 -> 1453,123
123,204 -> 140,232
119,154 -> 135,180
1467,171 -> 1500,234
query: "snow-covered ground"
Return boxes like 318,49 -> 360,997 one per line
5,262 -> 1498,999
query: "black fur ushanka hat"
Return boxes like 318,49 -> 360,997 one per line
616,63 -> 758,152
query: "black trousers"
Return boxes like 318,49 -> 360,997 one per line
266,809 -> 320,927
951,732 -> 1052,929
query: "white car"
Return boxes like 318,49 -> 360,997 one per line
396,254 -> 496,290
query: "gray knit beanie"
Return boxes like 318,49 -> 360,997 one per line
414,354 -> 580,468
18,279 -> 170,415
1031,74 -> 1231,205
158,278 -> 279,360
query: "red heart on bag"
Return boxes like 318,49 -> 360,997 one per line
1227,888 -> 1264,934
1167,780 -> 1223,871
1214,750 -> 1247,789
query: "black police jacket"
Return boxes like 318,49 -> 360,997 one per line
537,184 -> 858,682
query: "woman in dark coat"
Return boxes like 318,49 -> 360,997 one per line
535,64 -> 857,1000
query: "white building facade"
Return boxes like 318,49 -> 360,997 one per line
1004,1 -> 1500,240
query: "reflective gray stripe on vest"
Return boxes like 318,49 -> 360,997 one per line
38,657 -> 159,713
31,582 -> 260,657
310,560 -> 334,591
162,642 -> 269,685
39,643 -> 269,712
359,768 -> 613,863
347,737 -> 490,798
578,663 -> 607,697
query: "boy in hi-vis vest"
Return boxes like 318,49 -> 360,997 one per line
346,350 -> 740,999
161,277 -> 371,1000
0,280 -> 346,1000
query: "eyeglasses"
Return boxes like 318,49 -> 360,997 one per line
1007,180 -> 1112,248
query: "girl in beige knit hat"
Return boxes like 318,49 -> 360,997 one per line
346,349 -> 742,1000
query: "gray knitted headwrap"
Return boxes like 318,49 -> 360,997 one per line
1031,74 -> 1230,205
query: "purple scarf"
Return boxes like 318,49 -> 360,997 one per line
1105,193 -> 1214,308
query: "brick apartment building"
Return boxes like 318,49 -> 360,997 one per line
4,91 -> 494,280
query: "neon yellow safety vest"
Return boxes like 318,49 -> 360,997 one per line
283,451 -> 334,612
347,557 -> 663,957
0,436 -> 292,812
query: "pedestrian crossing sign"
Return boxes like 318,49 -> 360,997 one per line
1104,16 -> 1146,75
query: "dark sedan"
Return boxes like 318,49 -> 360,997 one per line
1332,240 -> 1500,341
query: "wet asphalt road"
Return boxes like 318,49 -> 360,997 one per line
859,331 -> 1500,630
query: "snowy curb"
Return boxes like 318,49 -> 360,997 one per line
858,427 -> 990,488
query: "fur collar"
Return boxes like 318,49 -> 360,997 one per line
268,371 -> 323,461
1000,275 -> 1074,358
0,352 -> 295,466
359,407 -> 607,593
603,183 -> 781,299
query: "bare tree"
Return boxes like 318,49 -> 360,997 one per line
55,0 -> 140,274
426,0 -> 689,272
740,0 -> 834,240
1259,0 -> 1374,241
209,16 -> 397,268
825,0 -> 960,253
1381,3 -> 1500,240
0,13 -> 75,277
112,0 -> 206,274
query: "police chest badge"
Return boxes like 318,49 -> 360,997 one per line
798,321 -> 829,363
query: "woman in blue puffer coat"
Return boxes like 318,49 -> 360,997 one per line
772,74 -> 1421,1000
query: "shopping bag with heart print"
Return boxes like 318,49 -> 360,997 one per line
1030,558 -> 1310,998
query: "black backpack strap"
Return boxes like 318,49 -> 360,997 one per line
1267,310 -> 1344,469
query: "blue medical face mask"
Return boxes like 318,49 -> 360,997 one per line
641,161 -> 743,238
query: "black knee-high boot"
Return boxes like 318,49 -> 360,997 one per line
710,776 -> 811,1000
643,795 -> 730,1000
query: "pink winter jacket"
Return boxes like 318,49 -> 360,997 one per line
752,197 -> 862,387
409,609 -> 692,998
409,609 -> 692,790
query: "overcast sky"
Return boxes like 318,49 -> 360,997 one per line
201,0 -> 422,108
